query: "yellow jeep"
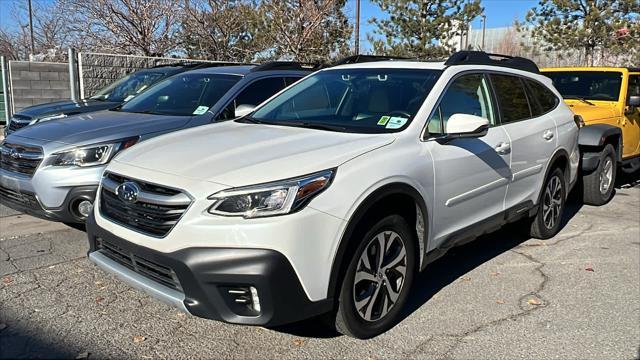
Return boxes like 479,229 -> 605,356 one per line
542,67 -> 640,205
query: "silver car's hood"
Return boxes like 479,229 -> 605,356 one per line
7,110 -> 191,148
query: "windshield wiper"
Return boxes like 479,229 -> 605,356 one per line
277,121 -> 348,132
235,116 -> 264,124
236,117 -> 347,132
564,95 -> 595,106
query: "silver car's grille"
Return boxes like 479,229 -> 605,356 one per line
0,185 -> 40,209
96,237 -> 182,291
7,115 -> 32,134
99,172 -> 191,237
0,143 -> 44,177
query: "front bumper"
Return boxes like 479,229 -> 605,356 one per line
86,214 -> 333,326
0,183 -> 97,223
0,161 -> 105,223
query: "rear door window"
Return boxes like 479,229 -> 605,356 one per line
491,74 -> 532,123
525,79 -> 558,116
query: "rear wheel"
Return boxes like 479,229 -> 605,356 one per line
333,215 -> 416,339
582,144 -> 617,206
530,167 -> 566,239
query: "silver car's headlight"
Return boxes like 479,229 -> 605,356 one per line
51,137 -> 139,167
208,169 -> 335,218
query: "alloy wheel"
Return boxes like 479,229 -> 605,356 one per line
542,175 -> 563,229
599,157 -> 613,195
352,231 -> 407,322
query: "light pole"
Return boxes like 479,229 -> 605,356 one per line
28,0 -> 35,58
354,0 -> 360,55
481,14 -> 487,51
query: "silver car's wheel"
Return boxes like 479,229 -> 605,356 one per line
599,157 -> 613,195
353,231 -> 407,322
542,175 -> 563,230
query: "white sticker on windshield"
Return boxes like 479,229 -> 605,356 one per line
123,95 -> 135,102
193,106 -> 210,115
385,117 -> 408,129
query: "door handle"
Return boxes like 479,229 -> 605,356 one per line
495,142 -> 511,155
543,130 -> 554,140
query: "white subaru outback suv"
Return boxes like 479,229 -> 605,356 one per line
87,52 -> 579,339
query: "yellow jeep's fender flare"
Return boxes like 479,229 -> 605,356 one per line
578,124 -> 622,172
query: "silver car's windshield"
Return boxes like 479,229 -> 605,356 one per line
249,68 -> 442,133
119,73 -> 241,116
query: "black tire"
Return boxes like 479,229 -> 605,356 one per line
530,167 -> 566,239
333,215 -> 416,339
582,144 -> 617,206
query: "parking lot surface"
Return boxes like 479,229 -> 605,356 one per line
1,176 -> 639,359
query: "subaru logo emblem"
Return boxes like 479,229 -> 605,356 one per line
116,181 -> 140,204
9,148 -> 20,159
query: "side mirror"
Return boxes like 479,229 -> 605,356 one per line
445,113 -> 490,139
235,104 -> 256,118
625,95 -> 640,115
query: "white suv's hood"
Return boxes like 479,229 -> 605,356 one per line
112,121 -> 395,187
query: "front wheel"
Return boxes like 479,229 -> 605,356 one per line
582,144 -> 617,206
529,168 -> 566,239
333,215 -> 416,339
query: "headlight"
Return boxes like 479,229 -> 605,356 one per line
208,169 -> 335,218
51,137 -> 139,167
34,113 -> 67,124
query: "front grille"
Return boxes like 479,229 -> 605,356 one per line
96,237 -> 182,291
99,172 -> 191,237
0,143 -> 44,177
7,115 -> 32,133
0,185 -> 40,209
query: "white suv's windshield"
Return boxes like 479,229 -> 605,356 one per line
119,73 -> 241,116
248,68 -> 442,133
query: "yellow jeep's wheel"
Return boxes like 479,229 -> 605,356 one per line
583,144 -> 617,206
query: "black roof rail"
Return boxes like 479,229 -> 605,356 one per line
151,61 -> 254,69
445,51 -> 540,74
332,54 -> 410,66
250,61 -> 323,72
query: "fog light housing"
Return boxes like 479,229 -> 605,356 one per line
223,286 -> 262,316
77,200 -> 93,218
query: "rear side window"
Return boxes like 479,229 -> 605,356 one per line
235,77 -> 287,107
526,79 -> 558,115
491,74 -> 532,123
629,75 -> 639,97
284,77 -> 303,86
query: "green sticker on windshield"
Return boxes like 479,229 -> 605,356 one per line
386,117 -> 408,129
193,106 -> 209,115
377,116 -> 390,126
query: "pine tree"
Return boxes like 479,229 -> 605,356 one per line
367,0 -> 483,59
518,0 -> 640,66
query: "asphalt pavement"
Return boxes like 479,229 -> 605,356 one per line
1,175 -> 639,359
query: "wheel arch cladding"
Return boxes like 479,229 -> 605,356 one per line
326,183 -> 428,300
545,149 -> 570,197
578,124 -> 622,161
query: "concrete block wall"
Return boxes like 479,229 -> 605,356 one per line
79,53 -> 199,98
9,61 -> 71,111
